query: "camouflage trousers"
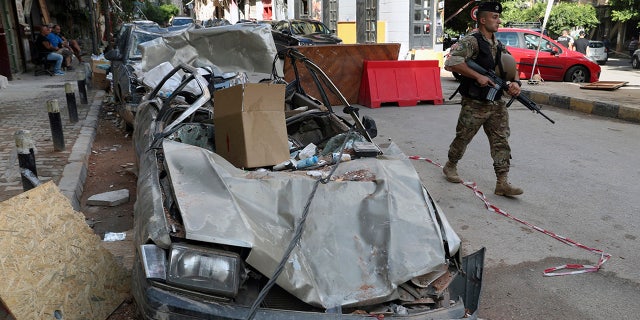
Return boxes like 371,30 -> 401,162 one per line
447,97 -> 511,175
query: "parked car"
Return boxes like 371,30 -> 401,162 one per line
202,18 -> 231,28
169,16 -> 195,27
495,28 -> 601,82
632,49 -> 640,69
587,40 -> 608,65
104,22 -> 168,127
271,19 -> 342,53
129,25 -> 484,320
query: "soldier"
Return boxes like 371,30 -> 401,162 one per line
443,1 -> 523,196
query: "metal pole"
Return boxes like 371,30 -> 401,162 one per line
47,99 -> 66,151
87,0 -> 98,55
77,70 -> 88,104
15,130 -> 38,191
65,82 -> 79,123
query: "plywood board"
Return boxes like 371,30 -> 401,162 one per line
283,43 -> 401,106
0,181 -> 130,320
580,81 -> 628,90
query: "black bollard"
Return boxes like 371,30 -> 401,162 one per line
15,130 -> 39,191
65,82 -> 79,123
47,99 -> 66,151
76,70 -> 88,104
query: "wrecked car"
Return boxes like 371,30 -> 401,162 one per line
131,24 -> 484,319
105,22 -> 192,128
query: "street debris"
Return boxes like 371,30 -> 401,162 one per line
580,80 -> 628,90
103,232 -> 127,242
87,189 -> 130,206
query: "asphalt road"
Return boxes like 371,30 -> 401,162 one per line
358,61 -> 640,319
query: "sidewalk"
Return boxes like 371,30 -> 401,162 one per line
0,70 -> 103,209
1,67 -> 639,208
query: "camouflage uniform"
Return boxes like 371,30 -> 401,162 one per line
445,31 -> 511,175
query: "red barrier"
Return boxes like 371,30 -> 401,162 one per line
358,60 -> 443,108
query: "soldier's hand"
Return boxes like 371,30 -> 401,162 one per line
507,81 -> 521,97
476,75 -> 494,88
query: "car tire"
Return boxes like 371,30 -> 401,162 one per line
563,65 -> 589,83
632,56 -> 640,69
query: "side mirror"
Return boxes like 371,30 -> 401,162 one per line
281,29 -> 291,35
104,49 -> 122,61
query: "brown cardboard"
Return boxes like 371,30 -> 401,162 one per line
91,59 -> 110,74
214,83 -> 289,168
92,72 -> 110,90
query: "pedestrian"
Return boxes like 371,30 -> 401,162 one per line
602,35 -> 611,57
628,37 -> 638,60
557,29 -> 574,50
442,1 -> 523,196
46,24 -> 73,70
51,24 -> 83,63
35,25 -> 65,76
574,30 -> 589,54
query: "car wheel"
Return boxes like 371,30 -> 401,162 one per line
563,65 -> 589,83
632,56 -> 640,69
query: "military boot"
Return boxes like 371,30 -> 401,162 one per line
494,174 -> 523,196
443,161 -> 460,183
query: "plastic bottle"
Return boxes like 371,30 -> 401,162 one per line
295,156 -> 318,169
298,143 -> 317,160
332,153 -> 351,163
273,159 -> 297,171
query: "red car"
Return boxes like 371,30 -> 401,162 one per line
495,28 -> 601,83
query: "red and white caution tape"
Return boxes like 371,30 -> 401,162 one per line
409,155 -> 611,276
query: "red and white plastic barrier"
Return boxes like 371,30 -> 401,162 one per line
409,155 -> 611,276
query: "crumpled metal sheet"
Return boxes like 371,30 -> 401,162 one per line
160,139 -> 461,309
138,24 -> 280,75
132,103 -> 172,249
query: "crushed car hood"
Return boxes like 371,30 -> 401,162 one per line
159,139 -> 461,309
138,23 -> 280,75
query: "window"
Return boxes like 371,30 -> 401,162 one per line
496,32 -> 519,47
523,33 -> 558,52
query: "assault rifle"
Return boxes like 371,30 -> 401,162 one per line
466,60 -> 555,124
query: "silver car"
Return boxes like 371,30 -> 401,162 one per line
632,49 -> 640,69
587,40 -> 608,65
130,25 -> 485,320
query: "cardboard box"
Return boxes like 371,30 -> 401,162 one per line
91,59 -> 110,74
91,72 -> 110,90
214,83 -> 289,168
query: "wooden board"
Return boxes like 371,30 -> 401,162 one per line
283,43 -> 401,106
0,181 -> 130,320
580,81 -> 628,90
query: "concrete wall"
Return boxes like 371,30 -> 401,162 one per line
379,0 -> 410,59
339,0 -> 356,22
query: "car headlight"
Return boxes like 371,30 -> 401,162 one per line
167,243 -> 241,297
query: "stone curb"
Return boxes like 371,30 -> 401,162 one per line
521,89 -> 640,124
58,90 -> 105,210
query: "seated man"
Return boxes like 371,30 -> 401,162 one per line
51,24 -> 82,63
35,25 -> 64,75
47,24 -> 73,70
